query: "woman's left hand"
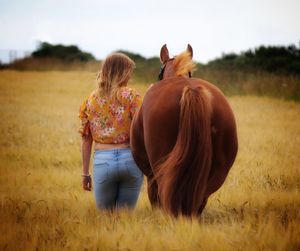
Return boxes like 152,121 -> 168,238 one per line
147,83 -> 154,91
82,175 -> 92,191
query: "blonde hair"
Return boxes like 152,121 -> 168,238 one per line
97,52 -> 135,100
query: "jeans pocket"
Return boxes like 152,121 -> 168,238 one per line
125,158 -> 143,179
93,161 -> 109,184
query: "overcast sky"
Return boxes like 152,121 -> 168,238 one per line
0,0 -> 299,63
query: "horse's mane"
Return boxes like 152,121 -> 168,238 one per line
173,51 -> 196,77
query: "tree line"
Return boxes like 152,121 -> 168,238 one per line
205,44 -> 300,75
3,42 -> 300,76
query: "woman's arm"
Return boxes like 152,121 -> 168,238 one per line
81,134 -> 93,191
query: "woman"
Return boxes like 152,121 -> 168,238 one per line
78,53 -> 143,210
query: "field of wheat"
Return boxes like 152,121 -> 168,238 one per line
0,70 -> 299,251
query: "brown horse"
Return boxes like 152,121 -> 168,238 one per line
130,44 -> 238,217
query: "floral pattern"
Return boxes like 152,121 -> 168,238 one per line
79,87 -> 142,144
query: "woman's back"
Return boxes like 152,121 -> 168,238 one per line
79,86 -> 141,144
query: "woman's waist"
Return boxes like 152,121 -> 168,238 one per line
93,143 -> 133,161
94,142 -> 130,151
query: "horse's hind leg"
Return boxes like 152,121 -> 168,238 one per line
205,126 -> 238,198
147,176 -> 160,207
198,197 -> 208,215
131,110 -> 152,177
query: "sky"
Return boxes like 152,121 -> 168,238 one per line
0,0 -> 299,63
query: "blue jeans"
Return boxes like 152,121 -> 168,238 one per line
93,148 -> 143,210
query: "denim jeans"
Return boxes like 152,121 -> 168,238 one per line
93,148 -> 143,210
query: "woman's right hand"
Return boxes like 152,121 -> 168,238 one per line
82,175 -> 92,191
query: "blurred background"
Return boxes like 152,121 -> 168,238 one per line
1,0 -> 299,99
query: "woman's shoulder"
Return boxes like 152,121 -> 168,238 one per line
119,86 -> 141,102
88,89 -> 99,99
82,89 -> 107,110
86,89 -> 103,103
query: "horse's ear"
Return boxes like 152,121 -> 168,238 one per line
160,44 -> 170,63
187,44 -> 193,59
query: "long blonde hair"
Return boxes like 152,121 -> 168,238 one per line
97,52 -> 135,100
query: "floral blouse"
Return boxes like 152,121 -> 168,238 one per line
79,87 -> 142,144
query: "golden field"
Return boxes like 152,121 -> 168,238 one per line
0,70 -> 299,251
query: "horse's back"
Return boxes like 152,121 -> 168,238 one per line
143,76 -> 237,140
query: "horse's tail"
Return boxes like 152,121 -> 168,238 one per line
155,85 -> 213,216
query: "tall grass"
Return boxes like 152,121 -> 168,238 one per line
4,58 -> 300,101
6,58 -> 101,72
0,70 -> 300,251
195,68 -> 300,101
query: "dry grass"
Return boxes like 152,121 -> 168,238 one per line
7,58 -> 102,72
0,70 -> 299,251
195,69 -> 300,101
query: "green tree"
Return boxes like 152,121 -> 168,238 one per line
32,42 -> 95,62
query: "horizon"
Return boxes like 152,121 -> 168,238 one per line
0,40 -> 299,65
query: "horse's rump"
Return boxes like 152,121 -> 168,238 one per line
144,81 -> 213,216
